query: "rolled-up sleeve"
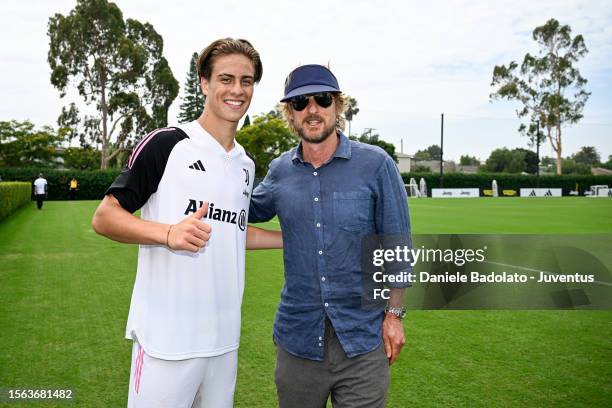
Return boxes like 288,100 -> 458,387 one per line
375,156 -> 412,288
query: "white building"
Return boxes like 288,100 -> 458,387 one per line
396,153 -> 412,173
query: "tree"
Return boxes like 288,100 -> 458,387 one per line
427,145 -> 442,160
459,155 -> 480,166
344,96 -> 359,137
541,156 -> 556,167
236,113 -> 296,176
483,148 -> 539,173
413,150 -> 431,161
561,158 -> 591,174
0,120 -> 64,167
572,146 -> 600,165
483,148 -> 518,173
601,155 -> 612,171
57,102 -> 101,147
241,114 -> 251,129
490,18 -> 590,175
178,52 -> 205,124
62,146 -> 101,170
414,145 -> 442,161
48,0 -> 179,169
514,148 -> 539,174
350,131 -> 398,163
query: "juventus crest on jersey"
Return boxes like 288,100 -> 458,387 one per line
107,120 -> 255,360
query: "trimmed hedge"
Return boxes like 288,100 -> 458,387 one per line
0,168 -> 120,200
401,172 -> 612,196
0,182 -> 32,220
1,168 -> 611,200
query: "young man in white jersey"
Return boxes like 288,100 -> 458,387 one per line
92,38 -> 281,408
33,173 -> 48,210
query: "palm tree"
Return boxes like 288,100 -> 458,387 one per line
344,96 -> 359,137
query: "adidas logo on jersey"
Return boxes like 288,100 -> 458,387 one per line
189,160 -> 206,171
184,200 -> 246,231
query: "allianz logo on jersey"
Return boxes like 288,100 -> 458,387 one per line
184,200 -> 246,231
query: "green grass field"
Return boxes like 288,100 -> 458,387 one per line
0,198 -> 611,407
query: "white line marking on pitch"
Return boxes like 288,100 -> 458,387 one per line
483,260 -> 612,287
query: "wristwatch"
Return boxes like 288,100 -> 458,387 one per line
385,306 -> 407,320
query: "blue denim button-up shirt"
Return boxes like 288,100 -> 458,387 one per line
249,133 -> 411,360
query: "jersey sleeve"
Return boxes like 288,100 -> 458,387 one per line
106,128 -> 188,213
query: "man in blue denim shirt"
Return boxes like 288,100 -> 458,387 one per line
249,65 -> 411,407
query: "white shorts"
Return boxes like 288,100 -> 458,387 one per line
127,341 -> 238,408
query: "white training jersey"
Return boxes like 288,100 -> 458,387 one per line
33,178 -> 47,195
106,121 -> 255,360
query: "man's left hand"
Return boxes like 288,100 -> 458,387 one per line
382,313 -> 405,365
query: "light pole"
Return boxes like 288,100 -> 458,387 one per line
536,120 -> 541,187
363,128 -> 376,139
440,113 -> 444,188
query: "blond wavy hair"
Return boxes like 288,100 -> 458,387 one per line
281,93 -> 347,135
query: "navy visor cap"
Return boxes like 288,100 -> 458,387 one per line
281,64 -> 341,102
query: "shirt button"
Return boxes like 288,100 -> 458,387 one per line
324,302 -> 329,307
314,197 -> 319,202
318,342 -> 322,347
313,171 -> 318,176
321,276 -> 326,282
318,250 -> 323,255
319,336 -> 323,341
316,222 -> 321,228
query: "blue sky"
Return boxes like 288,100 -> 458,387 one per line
1,0 -> 611,162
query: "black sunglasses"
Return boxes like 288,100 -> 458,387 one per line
289,92 -> 334,111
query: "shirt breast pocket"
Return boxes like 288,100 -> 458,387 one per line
333,191 -> 374,232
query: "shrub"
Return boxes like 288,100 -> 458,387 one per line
0,182 -> 31,220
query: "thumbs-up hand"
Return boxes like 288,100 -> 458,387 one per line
167,202 -> 212,252
193,201 -> 209,220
